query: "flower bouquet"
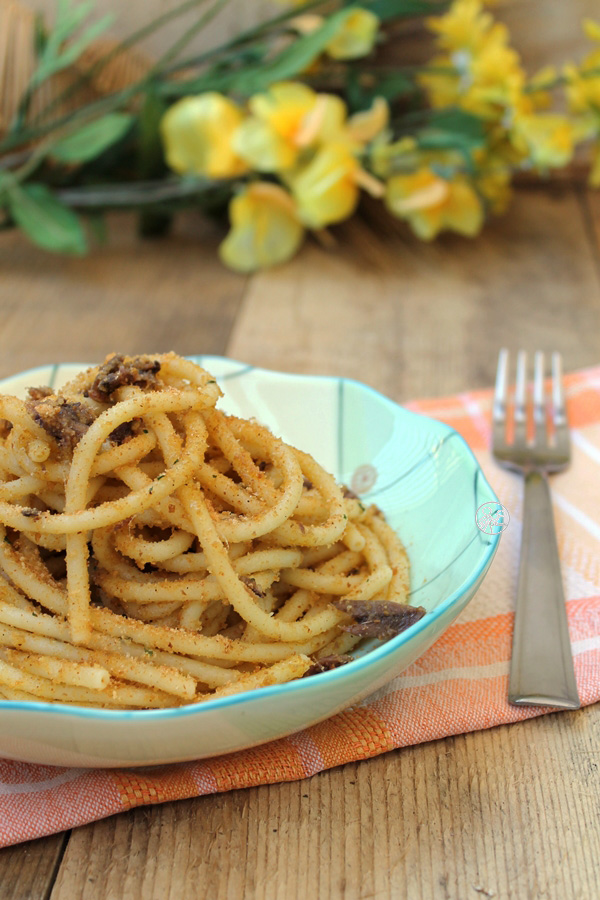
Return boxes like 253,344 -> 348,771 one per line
0,0 -> 599,272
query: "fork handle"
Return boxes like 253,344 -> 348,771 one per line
508,471 -> 580,709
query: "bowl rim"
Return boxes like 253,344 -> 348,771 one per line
0,358 -> 501,722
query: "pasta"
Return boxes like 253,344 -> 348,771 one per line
0,353 -> 423,709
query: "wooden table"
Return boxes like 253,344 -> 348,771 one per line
1,185 -> 600,899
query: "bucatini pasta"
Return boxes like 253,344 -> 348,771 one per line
0,353 -> 424,709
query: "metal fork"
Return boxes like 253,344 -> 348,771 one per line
492,349 -> 580,709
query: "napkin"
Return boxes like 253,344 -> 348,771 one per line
2,366 -> 600,848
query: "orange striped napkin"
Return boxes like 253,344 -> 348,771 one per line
2,367 -> 600,848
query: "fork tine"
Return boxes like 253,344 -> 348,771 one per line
533,351 -> 546,443
493,349 -> 509,447
514,350 -> 527,444
552,352 -> 567,427
493,348 -> 509,422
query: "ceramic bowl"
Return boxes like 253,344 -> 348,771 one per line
0,357 -> 500,767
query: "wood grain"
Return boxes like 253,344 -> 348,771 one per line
228,189 -> 600,401
48,709 -> 600,900
0,213 -> 247,379
0,832 -> 68,900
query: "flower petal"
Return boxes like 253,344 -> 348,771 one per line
220,183 -> 304,273
161,94 -> 248,178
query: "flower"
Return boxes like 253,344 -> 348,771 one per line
426,0 -> 494,55
290,8 -> 379,61
346,97 -> 390,144
288,143 -> 383,228
385,168 -> 484,239
233,83 -> 388,175
233,82 -> 345,173
564,22 -> 600,122
420,0 -> 526,120
325,9 -> 379,60
161,93 -> 249,178
219,183 -> 304,273
510,113 -> 575,170
474,166 -> 512,214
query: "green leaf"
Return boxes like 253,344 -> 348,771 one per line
417,109 -> 487,153
31,1 -> 113,86
165,8 -> 362,96
137,89 -> 167,178
7,183 -> 87,255
51,113 -> 134,163
346,69 -> 415,111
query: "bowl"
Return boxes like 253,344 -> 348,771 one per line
0,357 -> 500,767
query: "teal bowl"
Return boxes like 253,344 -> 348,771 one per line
0,358 -> 500,767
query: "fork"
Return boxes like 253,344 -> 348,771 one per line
492,349 -> 580,709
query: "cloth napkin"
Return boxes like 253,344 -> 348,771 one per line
2,366 -> 600,848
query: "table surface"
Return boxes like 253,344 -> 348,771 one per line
1,186 -> 600,900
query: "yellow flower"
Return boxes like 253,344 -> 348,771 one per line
288,143 -> 383,228
161,94 -> 248,178
474,167 -> 512,214
420,0 -> 525,120
219,183 -> 304,273
510,113 -> 575,169
385,168 -> 484,240
426,0 -> 494,55
233,83 -> 347,173
288,144 -> 359,227
370,136 -> 419,179
583,18 -> 600,43
346,97 -> 389,144
290,9 -> 379,61
326,10 -> 379,60
565,65 -> 600,117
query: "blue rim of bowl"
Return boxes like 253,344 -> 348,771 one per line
0,358 -> 501,721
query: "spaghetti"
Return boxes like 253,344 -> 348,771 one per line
0,353 -> 423,708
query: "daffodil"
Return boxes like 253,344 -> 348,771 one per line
510,113 -> 575,170
288,144 -> 383,228
219,183 -> 304,273
385,168 -> 484,240
161,93 -> 249,178
326,9 -> 379,60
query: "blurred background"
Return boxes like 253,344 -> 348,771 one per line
26,0 -> 599,70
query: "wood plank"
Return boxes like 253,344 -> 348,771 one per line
0,832 -> 68,900
49,710 -> 600,900
228,189 -> 600,400
580,189 -> 600,273
0,212 -> 247,380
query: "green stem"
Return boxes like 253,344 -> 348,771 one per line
163,0 -> 332,75
56,177 -> 221,208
